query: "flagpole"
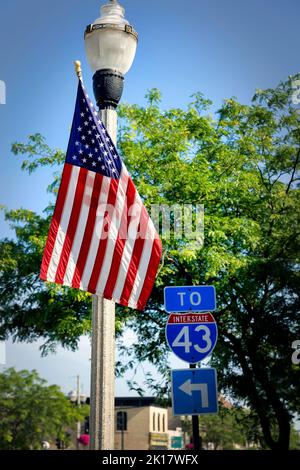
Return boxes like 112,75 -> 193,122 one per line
74,60 -> 82,81
74,60 -> 116,451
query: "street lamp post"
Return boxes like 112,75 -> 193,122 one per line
84,0 -> 138,450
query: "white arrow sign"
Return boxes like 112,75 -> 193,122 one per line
179,379 -> 209,407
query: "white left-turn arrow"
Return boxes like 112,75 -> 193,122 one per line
179,379 -> 209,407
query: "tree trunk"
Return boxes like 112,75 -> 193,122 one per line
250,353 -> 291,450
224,330 -> 291,450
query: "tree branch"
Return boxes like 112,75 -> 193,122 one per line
286,146 -> 300,194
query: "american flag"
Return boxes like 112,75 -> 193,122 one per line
40,79 -> 162,310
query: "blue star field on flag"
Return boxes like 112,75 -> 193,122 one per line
66,80 -> 122,179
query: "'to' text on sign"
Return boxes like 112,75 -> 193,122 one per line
164,286 -> 216,313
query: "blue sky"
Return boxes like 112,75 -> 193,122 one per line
0,0 -> 299,395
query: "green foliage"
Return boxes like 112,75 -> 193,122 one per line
11,133 -> 64,175
117,74 -> 300,450
0,75 -> 299,449
0,368 -> 88,449
0,209 -> 92,353
200,406 -> 252,450
289,426 -> 300,450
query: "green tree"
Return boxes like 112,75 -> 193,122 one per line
116,78 -> 300,450
290,426 -> 300,450
200,407 -> 250,450
0,76 -> 299,449
0,368 -> 88,449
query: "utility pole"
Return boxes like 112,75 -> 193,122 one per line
84,0 -> 138,450
76,374 -> 81,450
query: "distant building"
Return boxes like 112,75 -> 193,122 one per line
115,397 -> 168,450
71,394 -> 241,450
82,396 -> 185,450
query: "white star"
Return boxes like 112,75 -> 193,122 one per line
88,117 -> 93,121
97,157 -> 102,161
107,159 -> 112,165
97,120 -> 101,125
95,133 -> 100,139
102,128 -> 107,133
92,161 -> 96,167
94,111 -> 98,116
79,149 -> 83,155
81,135 -> 86,140
84,121 -> 89,126
80,112 -> 85,117
106,137 -> 110,142
72,155 -> 77,160
88,130 -> 92,135
103,151 -> 108,156
88,152 -> 93,158
109,146 -> 113,150
75,141 -> 80,146
91,139 -> 95,144
77,126 -> 82,132
100,142 -> 104,147
82,158 -> 87,163
92,125 -> 96,130
112,168 -> 116,173
101,165 -> 105,170
86,107 -> 89,112
113,154 -> 118,159
89,101 -> 94,108
94,148 -> 98,152
85,144 -> 89,149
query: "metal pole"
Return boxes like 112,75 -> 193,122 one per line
89,108 -> 117,450
121,412 -> 125,450
76,374 -> 81,450
189,364 -> 201,451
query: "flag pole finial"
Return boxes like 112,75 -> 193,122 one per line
74,60 -> 82,80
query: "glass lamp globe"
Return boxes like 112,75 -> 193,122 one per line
84,0 -> 138,75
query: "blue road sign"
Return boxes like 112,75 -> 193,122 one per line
164,286 -> 216,313
172,368 -> 218,415
166,312 -> 218,364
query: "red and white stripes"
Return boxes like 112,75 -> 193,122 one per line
40,163 -> 162,310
